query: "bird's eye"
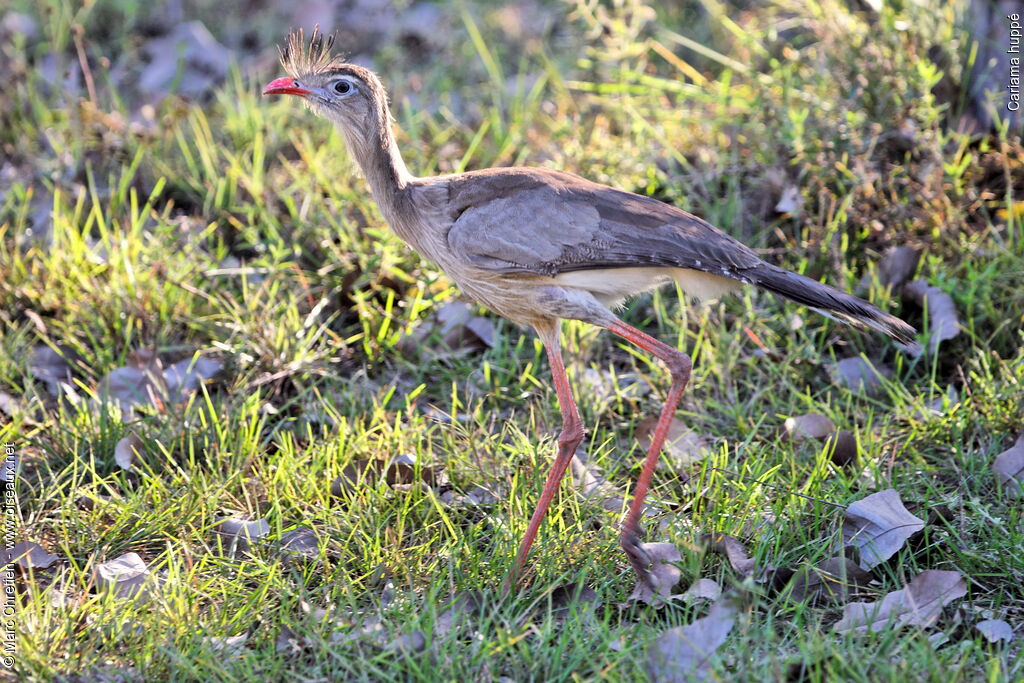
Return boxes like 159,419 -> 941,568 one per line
334,80 -> 352,95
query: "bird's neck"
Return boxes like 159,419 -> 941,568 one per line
336,105 -> 413,222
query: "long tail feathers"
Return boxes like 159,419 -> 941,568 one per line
751,265 -> 918,346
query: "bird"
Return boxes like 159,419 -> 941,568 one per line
262,29 -> 917,590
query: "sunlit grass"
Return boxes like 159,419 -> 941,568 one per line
3,0 -> 1023,680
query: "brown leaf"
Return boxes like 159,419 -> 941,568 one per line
570,452 -> 627,513
214,517 -> 270,552
774,185 -> 803,214
636,416 -> 710,470
787,557 -> 873,605
783,414 -> 836,441
30,345 -> 74,395
92,552 -> 157,601
647,594 -> 740,682
627,542 -> 683,606
992,435 -> 1024,497
98,353 -> 166,415
545,582 -> 601,621
206,634 -> 248,658
434,591 -> 483,638
138,22 -> 231,98
876,246 -> 921,290
700,533 -> 756,578
278,527 -> 320,563
162,356 -> 222,402
829,357 -> 891,394
904,280 -> 960,355
331,459 -> 383,497
386,630 -> 427,654
6,541 -> 59,570
833,570 -> 967,633
825,430 -> 859,468
681,578 -> 722,603
385,452 -> 448,488
398,301 -> 496,358
975,619 -> 1013,643
113,433 -> 144,471
842,489 -> 924,569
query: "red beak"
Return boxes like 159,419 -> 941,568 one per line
262,77 -> 313,97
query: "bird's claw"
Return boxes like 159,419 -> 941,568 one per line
621,526 -> 655,586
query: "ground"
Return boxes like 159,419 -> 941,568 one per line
1,0 -> 1022,680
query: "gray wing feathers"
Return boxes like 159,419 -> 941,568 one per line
446,170 -> 762,280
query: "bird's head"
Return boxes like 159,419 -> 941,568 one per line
262,28 -> 385,135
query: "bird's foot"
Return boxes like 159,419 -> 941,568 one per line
621,526 -> 655,586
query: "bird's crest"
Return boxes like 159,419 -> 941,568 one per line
279,26 -> 345,79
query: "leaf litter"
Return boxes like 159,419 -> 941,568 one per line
842,489 -> 925,570
113,432 -> 144,471
626,542 -> 684,606
214,517 -> 270,552
904,280 -> 960,355
992,434 -> 1024,497
636,416 -> 711,471
975,619 -> 1013,643
91,552 -> 159,602
647,592 -> 743,682
6,541 -> 59,571
833,570 -> 967,633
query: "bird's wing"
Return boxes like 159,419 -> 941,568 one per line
444,167 -> 762,280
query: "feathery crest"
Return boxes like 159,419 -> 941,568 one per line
279,26 -> 345,78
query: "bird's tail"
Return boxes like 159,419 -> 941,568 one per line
751,264 -> 918,345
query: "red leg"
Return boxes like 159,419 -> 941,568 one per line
509,320 -> 584,587
605,320 -> 692,583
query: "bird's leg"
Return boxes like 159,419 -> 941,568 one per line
509,320 -> 583,586
605,320 -> 692,584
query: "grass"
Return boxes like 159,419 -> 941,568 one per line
3,0 -> 1023,679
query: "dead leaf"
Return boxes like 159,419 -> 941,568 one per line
842,489 -> 924,569
545,582 -> 601,620
829,357 -> 891,394
682,578 -> 722,603
787,557 -> 873,605
774,185 -> 803,215
113,433 -> 144,471
162,356 -> 222,402
825,430 -> 859,468
700,533 -> 757,578
784,414 -> 836,441
570,451 -> 627,513
876,246 -> 921,290
215,517 -> 270,552
138,22 -> 231,98
385,452 -> 448,489
92,553 -> 156,601
627,542 -> 683,605
387,630 -> 427,654
636,416 -> 710,470
30,345 -> 74,395
975,619 -> 1013,643
580,368 -> 651,404
833,570 -> 967,633
398,301 -> 495,358
98,352 -> 165,415
647,594 -> 739,682
434,591 -> 482,638
993,435 -> 1024,497
6,541 -> 59,570
331,459 -> 383,497
279,527 -> 320,563
206,634 -> 248,658
904,280 -> 960,355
